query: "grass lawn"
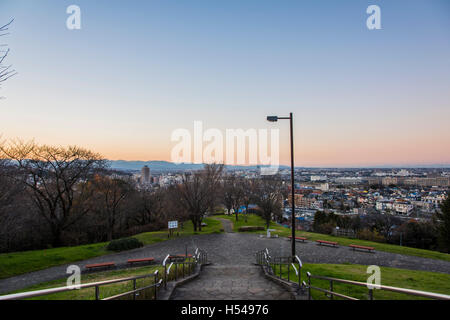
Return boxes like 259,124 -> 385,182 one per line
0,217 -> 222,280
215,214 -> 450,262
270,263 -> 450,300
214,214 -> 279,232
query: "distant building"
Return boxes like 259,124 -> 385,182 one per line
141,165 -> 150,184
311,175 -> 327,182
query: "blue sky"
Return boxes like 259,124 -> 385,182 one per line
1,0 -> 449,166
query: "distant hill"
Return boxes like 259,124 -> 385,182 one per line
108,160 -> 450,172
108,160 -> 290,172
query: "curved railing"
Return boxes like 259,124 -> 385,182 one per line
162,247 -> 208,289
0,270 -> 161,301
304,272 -> 450,300
255,248 -> 304,290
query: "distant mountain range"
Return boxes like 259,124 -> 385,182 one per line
108,160 -> 290,172
107,160 -> 450,172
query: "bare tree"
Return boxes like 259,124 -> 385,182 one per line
254,176 -> 283,229
0,158 -> 24,210
0,140 -> 107,247
134,188 -> 165,225
241,178 -> 258,223
90,175 -> 132,241
223,175 -> 244,222
0,19 -> 17,94
173,164 -> 223,232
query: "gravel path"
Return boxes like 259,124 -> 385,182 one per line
1,232 -> 449,295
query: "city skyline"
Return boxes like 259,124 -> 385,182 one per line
1,0 -> 449,167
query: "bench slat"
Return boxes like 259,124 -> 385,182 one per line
85,262 -> 115,269
316,240 -> 338,246
349,244 -> 375,250
127,258 -> 154,263
288,236 -> 307,241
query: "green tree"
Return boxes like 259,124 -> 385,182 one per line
436,195 -> 450,253
313,211 -> 328,231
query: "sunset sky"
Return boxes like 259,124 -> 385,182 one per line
1,0 -> 449,167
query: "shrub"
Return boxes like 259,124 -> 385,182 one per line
106,237 -> 143,252
314,222 -> 335,235
357,229 -> 385,243
238,226 -> 265,232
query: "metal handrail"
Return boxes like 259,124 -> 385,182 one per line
255,249 -> 303,290
0,270 -> 161,301
163,248 -> 208,289
166,262 -> 174,274
306,272 -> 450,300
295,255 -> 302,268
162,254 -> 170,266
103,279 -> 163,301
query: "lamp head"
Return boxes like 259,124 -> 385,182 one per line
266,116 -> 278,122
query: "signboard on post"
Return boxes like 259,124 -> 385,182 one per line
168,221 -> 178,229
168,221 -> 179,238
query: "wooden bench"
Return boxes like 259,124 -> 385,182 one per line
316,240 -> 338,247
288,236 -> 308,243
127,257 -> 155,265
349,244 -> 375,253
85,262 -> 115,271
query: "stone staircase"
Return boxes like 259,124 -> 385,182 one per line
170,264 -> 294,300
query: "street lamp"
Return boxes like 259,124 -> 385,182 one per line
267,113 -> 296,261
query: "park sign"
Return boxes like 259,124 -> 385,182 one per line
168,221 -> 178,229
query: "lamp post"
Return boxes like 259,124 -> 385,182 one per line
267,113 -> 296,261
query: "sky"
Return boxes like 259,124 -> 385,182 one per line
0,0 -> 449,167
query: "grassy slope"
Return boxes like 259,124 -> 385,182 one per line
0,217 -> 222,280
215,214 -> 450,262
273,263 -> 450,300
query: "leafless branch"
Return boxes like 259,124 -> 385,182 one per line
0,19 -> 16,95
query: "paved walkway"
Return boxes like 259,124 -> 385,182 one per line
218,218 -> 234,233
1,221 -> 450,295
170,265 -> 293,300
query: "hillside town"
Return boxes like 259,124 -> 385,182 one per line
131,166 -> 449,229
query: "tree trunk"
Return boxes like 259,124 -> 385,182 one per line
107,229 -> 113,241
51,227 -> 63,247
192,217 -> 197,232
